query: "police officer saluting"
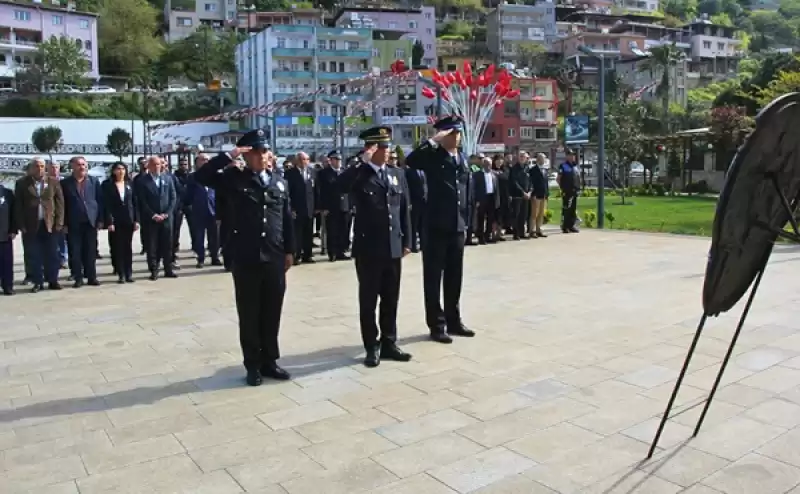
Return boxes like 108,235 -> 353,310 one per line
194,129 -> 295,386
406,116 -> 476,343
338,126 -> 413,367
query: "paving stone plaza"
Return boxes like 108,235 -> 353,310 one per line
3,228 -> 800,493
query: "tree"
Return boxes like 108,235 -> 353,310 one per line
709,106 -> 752,169
106,128 -> 133,160
516,42 -> 547,72
745,11 -> 796,52
412,41 -> 425,68
97,0 -> 163,80
637,43 -> 684,133
661,0 -> 698,19
34,35 -> 89,89
31,126 -> 63,164
159,26 -> 245,83
605,100 -> 646,203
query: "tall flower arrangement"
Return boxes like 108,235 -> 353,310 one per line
421,62 -> 520,155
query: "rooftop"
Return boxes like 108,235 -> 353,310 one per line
0,0 -> 98,17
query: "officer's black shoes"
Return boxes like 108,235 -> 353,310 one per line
87,279 -> 100,286
381,344 -> 412,362
117,278 -> 126,285
430,331 -> 453,344
164,272 -> 178,279
211,258 -> 223,266
31,284 -> 41,293
449,325 -> 476,338
261,362 -> 291,381
302,257 -> 316,264
196,262 -> 204,269
3,288 -> 14,295
48,282 -> 62,290
569,227 -> 580,233
364,346 -> 380,368
246,370 -> 262,387
336,254 -> 351,261
73,279 -> 84,288
125,277 -> 135,283
149,272 -> 158,281
562,228 -> 569,234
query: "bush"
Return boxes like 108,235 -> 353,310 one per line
685,180 -> 714,194
543,209 -> 553,224
583,209 -> 597,228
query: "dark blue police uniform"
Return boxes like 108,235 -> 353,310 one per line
337,126 -> 413,367
558,152 -> 580,233
406,116 -> 476,343
194,129 -> 295,386
0,184 -> 17,295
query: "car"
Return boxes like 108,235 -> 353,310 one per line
166,84 -> 192,92
44,84 -> 81,93
86,85 -> 116,94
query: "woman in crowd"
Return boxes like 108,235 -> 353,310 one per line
103,162 -> 138,283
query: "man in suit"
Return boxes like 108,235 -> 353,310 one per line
473,156 -> 500,245
0,183 -> 17,295
185,154 -> 221,268
509,151 -> 532,240
317,150 -> 351,262
285,151 -> 316,264
172,158 -> 190,268
132,157 -> 149,254
406,116 -> 476,343
194,129 -> 295,386
403,155 -> 427,253
557,149 -> 581,233
336,127 -> 412,367
136,156 -> 178,280
15,158 -> 64,292
61,156 -> 104,287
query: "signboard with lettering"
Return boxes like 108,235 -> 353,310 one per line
0,143 -> 172,155
381,116 -> 429,125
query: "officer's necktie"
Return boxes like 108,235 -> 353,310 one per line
379,168 -> 389,187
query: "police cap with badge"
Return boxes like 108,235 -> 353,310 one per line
359,126 -> 393,148
236,129 -> 271,150
433,116 -> 464,133
327,150 -> 342,160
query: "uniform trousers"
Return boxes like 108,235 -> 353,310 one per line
0,240 -> 13,290
218,219 -> 233,270
422,229 -> 465,332
109,225 -> 134,279
232,261 -> 285,371
409,202 -> 425,252
325,211 -> 350,259
293,216 -> 314,260
561,192 -> 578,230
67,222 -> 99,281
354,256 -> 401,350
172,210 -> 184,262
145,221 -> 174,274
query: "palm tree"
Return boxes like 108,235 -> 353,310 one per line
637,43 -> 684,133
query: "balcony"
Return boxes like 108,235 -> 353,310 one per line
272,92 -> 314,101
316,27 -> 370,39
317,49 -> 372,59
272,48 -> 314,57
0,35 -> 39,51
321,94 -> 367,105
272,25 -> 314,34
317,71 -> 366,81
272,70 -> 314,79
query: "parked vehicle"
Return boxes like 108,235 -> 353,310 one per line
85,85 -> 117,94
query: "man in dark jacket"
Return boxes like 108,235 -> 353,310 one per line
0,183 -> 17,295
185,154 -> 221,268
136,156 -> 178,280
194,129 -> 294,386
406,116 -> 476,343
558,150 -> 581,233
403,156 -> 426,253
509,151 -> 532,240
317,150 -> 351,262
528,153 -> 550,238
61,156 -> 104,287
336,126 -> 412,367
473,157 -> 499,244
171,158 -> 190,268
284,152 -> 317,264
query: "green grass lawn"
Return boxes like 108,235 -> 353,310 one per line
545,195 -> 719,236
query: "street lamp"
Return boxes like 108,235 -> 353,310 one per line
578,45 -> 605,228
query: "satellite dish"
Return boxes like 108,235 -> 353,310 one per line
648,93 -> 800,459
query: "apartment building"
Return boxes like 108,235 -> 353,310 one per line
236,6 -> 324,33
166,0 -> 237,41
684,18 -> 741,77
0,0 -> 99,86
236,25 -> 374,155
487,2 -> 557,65
481,77 -> 558,153
616,55 -> 689,107
557,31 -> 647,83
437,40 -> 492,73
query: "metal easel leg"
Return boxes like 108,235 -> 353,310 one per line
647,313 -> 708,459
693,266 -> 767,437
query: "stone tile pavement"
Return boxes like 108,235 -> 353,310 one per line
3,227 -> 800,493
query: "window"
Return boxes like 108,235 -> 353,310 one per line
303,61 -> 310,71
319,106 -> 328,116
535,128 -> 553,140
395,49 -> 405,58
703,41 -> 711,49
426,28 -> 432,34
290,61 -> 299,70
408,36 -> 418,44
177,17 -> 192,26
388,21 -> 398,29
52,15 -> 63,25
75,39 -> 82,48
409,21 -> 418,29
507,128 -> 515,138
276,37 -> 286,48
520,127 -> 533,139
317,62 -> 325,71
717,42 -> 725,50
534,108 -> 547,120
291,83 -> 299,92
317,40 -> 326,50
328,40 -> 336,49
372,47 -> 380,57
424,57 -> 433,66
346,41 -> 359,50
278,83 -> 287,92
204,3 -> 217,11
14,10 -> 31,21
85,40 -> 91,50
382,107 -> 395,116
80,19 -> 90,29
426,44 -> 432,51
425,12 -> 432,19
302,40 -> 309,49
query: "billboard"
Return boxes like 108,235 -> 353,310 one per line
565,115 -> 589,145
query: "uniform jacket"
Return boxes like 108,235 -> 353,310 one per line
508,163 -> 532,197
14,175 -> 64,233
194,153 -> 295,265
337,160 -> 411,259
135,173 -> 177,225
61,175 -> 103,228
317,166 -> 350,213
285,166 -> 316,218
405,141 -> 471,233
102,180 -> 138,227
0,185 -> 17,240
404,166 -> 427,205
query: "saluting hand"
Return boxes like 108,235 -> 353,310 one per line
361,144 -> 378,163
431,129 -> 454,142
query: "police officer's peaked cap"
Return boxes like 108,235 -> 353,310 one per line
433,116 -> 464,132
327,150 -> 342,159
236,129 -> 271,150
359,126 -> 392,146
